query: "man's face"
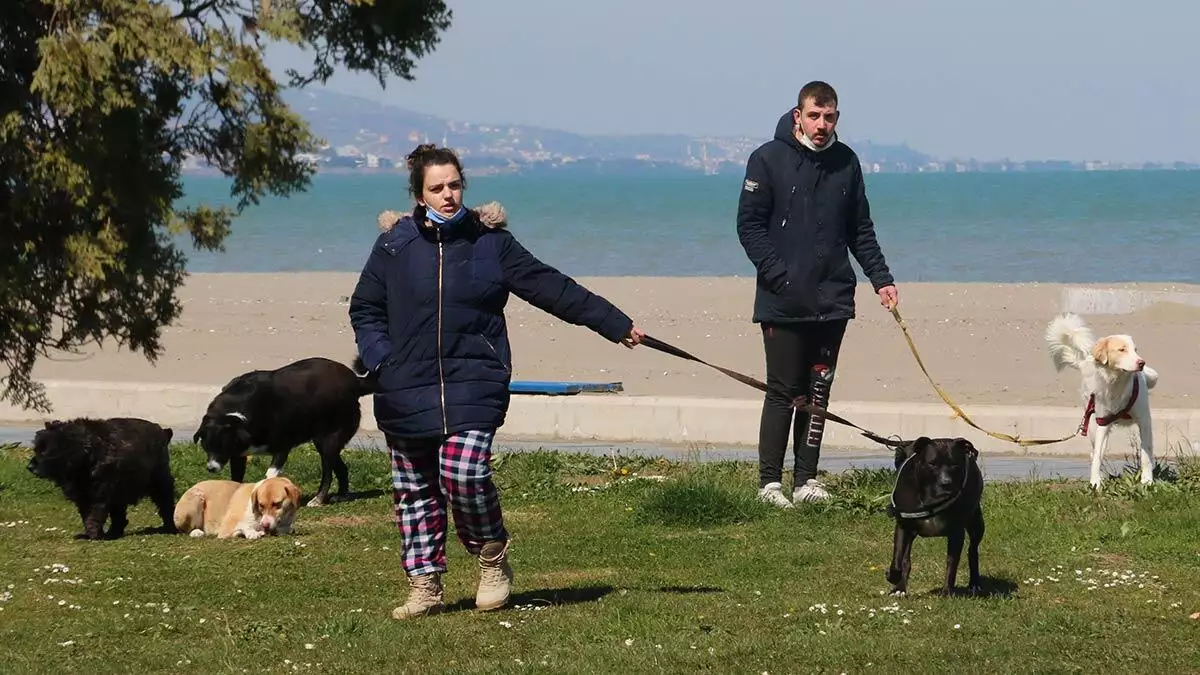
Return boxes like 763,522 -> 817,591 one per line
793,97 -> 840,146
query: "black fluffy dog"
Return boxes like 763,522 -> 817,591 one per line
27,417 -> 177,540
193,356 -> 377,506
886,436 -> 985,597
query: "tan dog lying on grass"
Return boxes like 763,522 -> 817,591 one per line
173,477 -> 302,539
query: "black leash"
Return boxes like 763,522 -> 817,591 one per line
639,334 -> 906,449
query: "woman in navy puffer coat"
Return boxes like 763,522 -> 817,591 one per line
349,144 -> 645,620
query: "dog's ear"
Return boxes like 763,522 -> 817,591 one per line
1091,337 -> 1111,365
893,439 -> 918,469
249,484 -> 262,516
162,427 -> 173,444
912,436 -> 935,459
220,413 -> 253,446
951,438 -> 978,462
193,416 -> 208,444
283,481 -> 301,506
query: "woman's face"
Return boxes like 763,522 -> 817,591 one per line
419,163 -> 464,217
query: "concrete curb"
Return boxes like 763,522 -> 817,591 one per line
2,379 -> 1197,457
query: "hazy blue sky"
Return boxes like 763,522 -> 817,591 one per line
268,0 -> 1200,163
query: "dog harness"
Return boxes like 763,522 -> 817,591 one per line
1077,378 -> 1139,438
887,453 -> 977,520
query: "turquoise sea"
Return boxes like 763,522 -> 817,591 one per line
176,170 -> 1200,283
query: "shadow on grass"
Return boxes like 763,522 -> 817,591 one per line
125,525 -> 181,538
445,584 -> 616,613
912,575 -> 1019,599
57,524 -> 177,541
443,583 -> 726,614
322,488 -> 389,504
973,575 -> 1020,598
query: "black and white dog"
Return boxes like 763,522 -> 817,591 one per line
193,356 -> 378,506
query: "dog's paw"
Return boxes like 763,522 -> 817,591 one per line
968,584 -> 983,596
243,529 -> 264,540
306,495 -> 330,507
188,529 -> 206,538
889,588 -> 907,598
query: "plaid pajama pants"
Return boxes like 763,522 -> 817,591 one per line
388,429 -> 508,576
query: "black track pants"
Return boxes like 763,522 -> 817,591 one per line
757,320 -> 848,488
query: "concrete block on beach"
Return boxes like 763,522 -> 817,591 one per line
1061,286 -> 1200,315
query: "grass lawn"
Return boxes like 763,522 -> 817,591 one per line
1,440 -> 1198,674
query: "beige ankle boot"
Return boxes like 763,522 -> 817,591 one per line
392,572 -> 445,619
475,541 -> 513,611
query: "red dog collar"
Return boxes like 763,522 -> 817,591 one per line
1078,378 -> 1140,437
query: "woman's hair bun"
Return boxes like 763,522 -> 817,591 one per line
404,143 -> 440,171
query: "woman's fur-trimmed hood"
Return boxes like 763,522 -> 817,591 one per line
377,201 -> 508,233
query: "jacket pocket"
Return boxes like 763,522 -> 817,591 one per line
480,334 -> 511,375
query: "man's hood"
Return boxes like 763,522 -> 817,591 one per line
773,109 -> 802,149
772,109 -> 838,153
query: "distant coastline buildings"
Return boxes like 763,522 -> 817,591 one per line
181,147 -> 1199,177
178,90 -> 1199,177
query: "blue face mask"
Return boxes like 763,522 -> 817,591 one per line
424,204 -> 467,226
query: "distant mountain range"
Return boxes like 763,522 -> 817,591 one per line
182,89 -> 1198,175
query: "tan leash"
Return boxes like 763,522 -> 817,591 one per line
641,305 -> 1084,449
887,305 -> 1082,447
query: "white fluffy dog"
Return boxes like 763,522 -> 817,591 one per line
1045,313 -> 1159,489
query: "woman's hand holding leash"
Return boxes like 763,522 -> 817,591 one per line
621,326 -> 646,349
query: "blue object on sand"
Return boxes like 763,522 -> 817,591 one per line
509,381 -> 624,396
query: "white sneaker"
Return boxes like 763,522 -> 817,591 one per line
757,482 -> 794,509
793,478 -> 831,503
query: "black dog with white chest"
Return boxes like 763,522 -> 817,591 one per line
886,436 -> 985,597
27,417 -> 177,540
193,356 -> 377,506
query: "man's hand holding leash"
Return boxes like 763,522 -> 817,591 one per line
878,284 -> 899,311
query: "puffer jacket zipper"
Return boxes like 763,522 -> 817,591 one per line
780,184 -> 797,228
436,228 -> 448,434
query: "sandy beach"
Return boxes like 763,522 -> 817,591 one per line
28,274 -> 1200,409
